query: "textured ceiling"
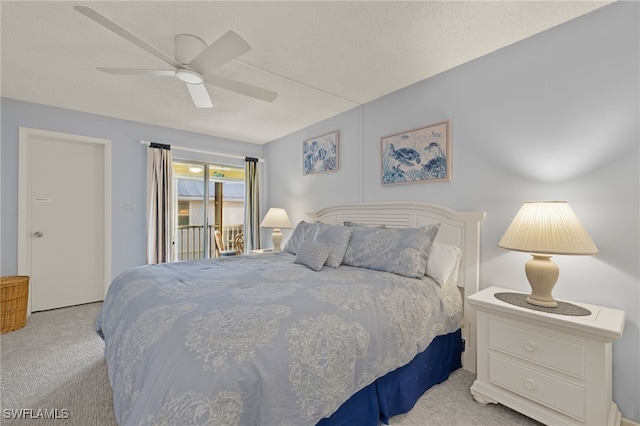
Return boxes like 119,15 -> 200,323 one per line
1,1 -> 610,144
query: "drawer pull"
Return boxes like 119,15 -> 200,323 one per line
524,379 -> 537,391
523,340 -> 536,352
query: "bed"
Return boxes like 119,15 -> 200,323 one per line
96,202 -> 485,425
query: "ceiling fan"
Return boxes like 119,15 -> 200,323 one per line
74,6 -> 277,108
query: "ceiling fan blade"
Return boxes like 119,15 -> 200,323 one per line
74,6 -> 181,69
97,68 -> 176,77
189,31 -> 251,73
185,83 -> 213,108
204,74 -> 278,102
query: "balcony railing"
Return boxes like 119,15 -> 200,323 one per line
175,224 -> 243,261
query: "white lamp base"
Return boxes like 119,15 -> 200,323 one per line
271,228 -> 283,251
524,254 -> 559,308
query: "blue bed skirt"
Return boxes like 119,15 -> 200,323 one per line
317,329 -> 463,426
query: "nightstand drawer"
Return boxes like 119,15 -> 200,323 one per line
489,319 -> 584,378
490,355 -> 585,421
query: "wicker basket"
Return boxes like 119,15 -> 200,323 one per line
1,276 -> 30,334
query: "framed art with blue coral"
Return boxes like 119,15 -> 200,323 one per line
303,130 -> 339,175
381,120 -> 451,184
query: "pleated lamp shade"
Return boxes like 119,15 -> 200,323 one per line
260,208 -> 292,229
260,208 -> 292,251
498,201 -> 598,255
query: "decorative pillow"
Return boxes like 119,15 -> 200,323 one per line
294,240 -> 332,271
284,221 -> 318,255
343,221 -> 385,228
426,242 -> 462,287
343,224 -> 440,278
313,223 -> 352,268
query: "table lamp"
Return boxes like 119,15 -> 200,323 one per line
498,201 -> 598,307
260,208 -> 292,250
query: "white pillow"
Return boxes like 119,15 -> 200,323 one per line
426,242 -> 462,287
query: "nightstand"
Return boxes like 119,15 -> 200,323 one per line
250,248 -> 279,254
468,286 -> 625,426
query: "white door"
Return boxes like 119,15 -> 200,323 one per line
18,128 -> 111,312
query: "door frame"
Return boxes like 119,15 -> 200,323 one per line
17,127 -> 112,315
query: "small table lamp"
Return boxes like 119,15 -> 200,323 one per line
260,208 -> 292,250
498,201 -> 598,307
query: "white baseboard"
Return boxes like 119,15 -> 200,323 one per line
622,417 -> 640,426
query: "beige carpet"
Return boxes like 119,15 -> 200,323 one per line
0,302 -> 541,426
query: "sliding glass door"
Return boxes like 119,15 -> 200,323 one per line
172,161 -> 245,261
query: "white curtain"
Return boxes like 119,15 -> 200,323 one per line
244,157 -> 260,252
147,143 -> 172,263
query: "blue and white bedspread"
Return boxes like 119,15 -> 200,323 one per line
95,252 -> 463,425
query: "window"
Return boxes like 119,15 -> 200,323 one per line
172,161 -> 245,261
177,201 -> 190,226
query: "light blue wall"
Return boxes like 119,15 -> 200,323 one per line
1,1 -> 638,421
263,2 -> 639,421
1,99 -> 262,279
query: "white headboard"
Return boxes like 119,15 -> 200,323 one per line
309,202 -> 485,372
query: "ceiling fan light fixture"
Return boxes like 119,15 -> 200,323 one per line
176,69 -> 203,85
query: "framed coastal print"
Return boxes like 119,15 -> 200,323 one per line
381,120 -> 451,185
303,130 -> 339,175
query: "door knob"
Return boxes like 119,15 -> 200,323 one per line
33,231 -> 44,238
